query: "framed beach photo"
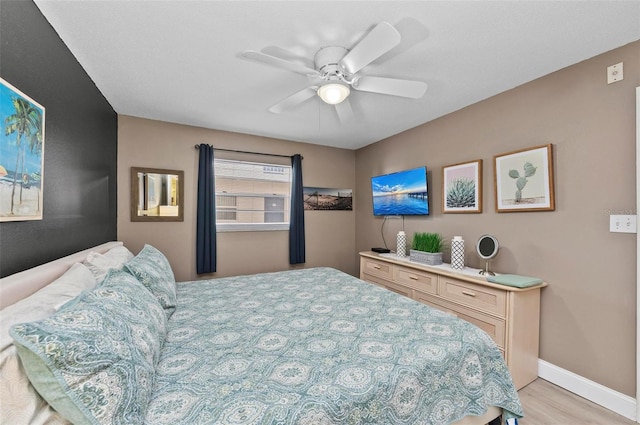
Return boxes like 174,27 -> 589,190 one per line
0,78 -> 45,222
494,144 -> 555,212
303,187 -> 353,211
442,159 -> 482,213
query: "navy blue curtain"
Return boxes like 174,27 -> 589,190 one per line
196,144 -> 216,273
289,154 -> 305,264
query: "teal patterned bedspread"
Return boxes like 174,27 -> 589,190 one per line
145,267 -> 523,425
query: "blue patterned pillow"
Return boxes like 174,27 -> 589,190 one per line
124,244 -> 176,317
9,270 -> 167,425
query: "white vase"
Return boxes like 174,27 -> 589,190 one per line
451,236 -> 464,270
396,231 -> 407,257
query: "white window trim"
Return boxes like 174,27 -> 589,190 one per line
216,222 -> 289,232
214,158 -> 292,232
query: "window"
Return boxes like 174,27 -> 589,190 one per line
214,158 -> 291,231
216,195 -> 237,220
264,197 -> 285,222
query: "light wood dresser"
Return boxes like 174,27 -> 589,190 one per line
359,251 -> 547,390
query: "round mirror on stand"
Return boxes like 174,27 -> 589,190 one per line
476,235 -> 499,275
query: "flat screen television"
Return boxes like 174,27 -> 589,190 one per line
371,166 -> 429,216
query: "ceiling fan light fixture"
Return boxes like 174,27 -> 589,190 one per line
317,83 -> 350,105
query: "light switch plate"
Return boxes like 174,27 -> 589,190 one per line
609,214 -> 637,233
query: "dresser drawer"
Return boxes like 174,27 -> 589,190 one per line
394,265 -> 438,294
438,276 -> 507,317
362,273 -> 388,289
381,280 -> 413,298
418,295 -> 506,348
363,273 -> 412,298
361,257 -> 393,280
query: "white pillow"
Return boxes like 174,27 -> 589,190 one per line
0,262 -> 97,350
83,245 -> 134,283
0,262 -> 95,425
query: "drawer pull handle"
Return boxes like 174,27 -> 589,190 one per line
409,275 -> 419,280
462,290 -> 476,297
372,265 -> 381,270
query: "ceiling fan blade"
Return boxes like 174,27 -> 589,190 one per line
335,98 -> 354,123
268,86 -> 318,113
241,50 -> 320,77
352,76 -> 427,99
261,46 -> 316,70
339,22 -> 401,75
374,17 -> 429,65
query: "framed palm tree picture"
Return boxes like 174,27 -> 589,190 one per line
0,78 -> 45,221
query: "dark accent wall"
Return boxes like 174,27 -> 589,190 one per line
0,0 -> 117,277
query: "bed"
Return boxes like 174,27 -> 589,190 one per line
0,242 -> 523,425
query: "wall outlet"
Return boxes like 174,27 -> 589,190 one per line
609,214 -> 637,233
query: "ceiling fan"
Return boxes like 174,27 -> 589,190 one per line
241,22 -> 428,122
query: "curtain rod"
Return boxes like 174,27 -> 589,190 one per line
194,144 -> 302,160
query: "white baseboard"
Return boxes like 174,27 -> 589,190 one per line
537,359 -> 637,422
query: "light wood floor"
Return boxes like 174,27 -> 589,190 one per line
518,379 -> 635,424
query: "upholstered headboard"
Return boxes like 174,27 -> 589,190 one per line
0,241 -> 122,310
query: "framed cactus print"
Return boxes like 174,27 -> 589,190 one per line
442,159 -> 482,213
494,144 -> 555,212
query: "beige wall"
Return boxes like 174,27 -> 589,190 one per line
117,116 -> 356,281
355,41 -> 639,396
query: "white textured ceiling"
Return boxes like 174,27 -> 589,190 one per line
34,1 -> 640,150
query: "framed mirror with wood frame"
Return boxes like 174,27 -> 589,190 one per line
130,167 -> 184,222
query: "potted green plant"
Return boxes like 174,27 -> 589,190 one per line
410,232 -> 444,265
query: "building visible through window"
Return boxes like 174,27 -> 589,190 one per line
214,158 -> 291,231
